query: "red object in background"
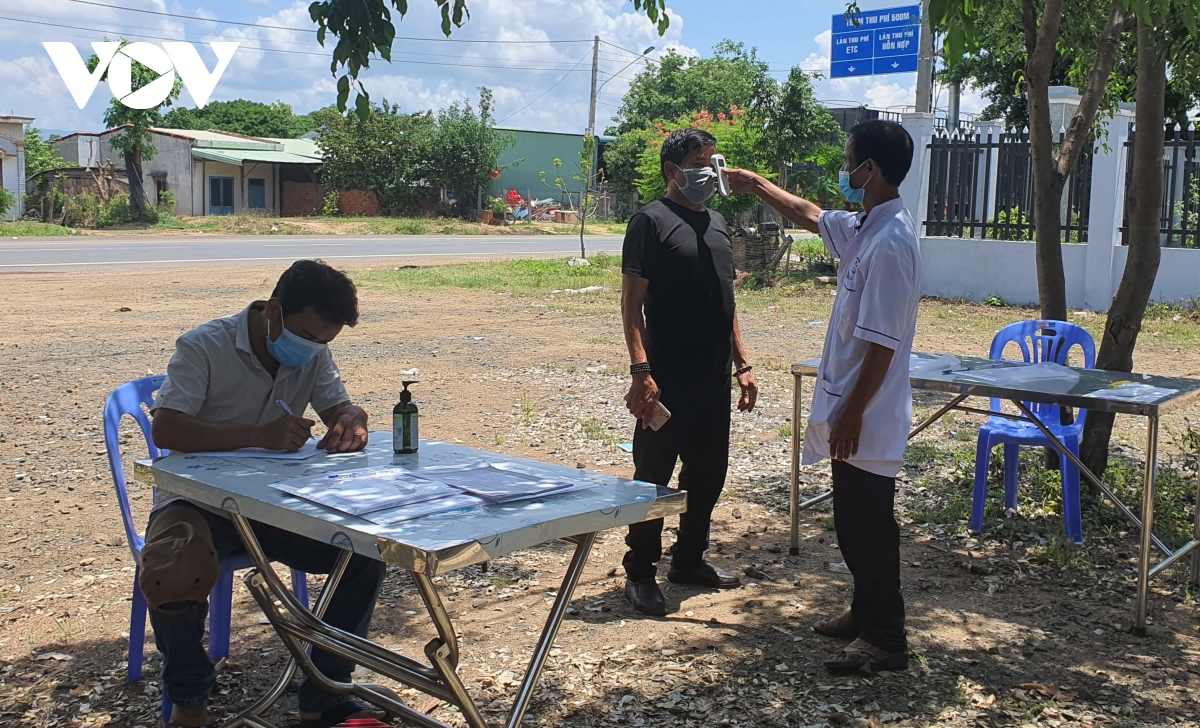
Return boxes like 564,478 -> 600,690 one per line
335,720 -> 391,728
505,189 -> 522,206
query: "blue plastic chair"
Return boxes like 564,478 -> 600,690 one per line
103,376 -> 309,700
970,320 -> 1096,544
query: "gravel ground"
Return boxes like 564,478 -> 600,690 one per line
1,261 -> 1199,728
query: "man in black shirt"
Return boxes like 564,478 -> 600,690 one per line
620,128 -> 759,615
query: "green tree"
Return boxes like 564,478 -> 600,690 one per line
161,100 -> 319,138
602,127 -> 658,205
1081,5 -> 1199,477
87,41 -> 181,217
23,127 -> 65,180
635,107 -> 772,220
0,187 -> 13,219
762,68 -> 843,193
608,41 -> 776,136
925,0 -> 1126,324
428,89 -> 513,214
929,0 -> 1200,477
313,101 -> 436,215
942,0 -> 1199,128
308,0 -> 670,116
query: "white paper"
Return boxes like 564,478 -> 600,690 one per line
422,461 -> 582,502
193,442 -> 325,460
953,362 -> 1080,390
363,492 -> 486,524
1083,382 -> 1178,403
273,467 -> 458,516
910,354 -> 962,376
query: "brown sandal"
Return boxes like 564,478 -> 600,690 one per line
813,609 -> 859,639
822,638 -> 909,672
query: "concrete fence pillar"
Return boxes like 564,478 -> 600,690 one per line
1082,111 -> 1135,311
900,112 -> 937,231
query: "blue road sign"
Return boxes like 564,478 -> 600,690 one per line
830,4 -> 920,79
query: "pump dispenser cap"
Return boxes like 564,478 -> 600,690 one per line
400,380 -> 418,403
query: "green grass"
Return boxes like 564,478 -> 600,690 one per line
777,424 -> 792,440
580,418 -> 619,445
0,221 -> 72,236
519,392 -> 539,423
150,213 -> 627,237
352,254 -> 622,295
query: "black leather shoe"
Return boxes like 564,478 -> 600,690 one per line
624,577 -> 667,616
666,560 -> 741,589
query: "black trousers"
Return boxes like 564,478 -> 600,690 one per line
623,376 -> 731,581
831,460 -> 907,653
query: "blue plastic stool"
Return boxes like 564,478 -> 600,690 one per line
103,376 -> 309,720
969,320 -> 1096,544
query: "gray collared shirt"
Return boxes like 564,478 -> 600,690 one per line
150,304 -> 350,510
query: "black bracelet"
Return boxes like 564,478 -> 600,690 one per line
735,365 -> 753,376
630,362 -> 652,375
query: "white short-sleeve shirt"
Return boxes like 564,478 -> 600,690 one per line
802,197 -> 922,478
150,304 -> 350,510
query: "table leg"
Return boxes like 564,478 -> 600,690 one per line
790,373 -> 802,556
1192,470 -> 1200,587
1134,416 -> 1159,636
504,531 -> 597,728
1008,401 -> 1170,557
212,512 -> 352,728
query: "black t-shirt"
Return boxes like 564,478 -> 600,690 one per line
622,198 -> 736,382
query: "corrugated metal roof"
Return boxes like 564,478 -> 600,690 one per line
191,147 -> 321,165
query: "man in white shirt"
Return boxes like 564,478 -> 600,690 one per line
726,120 -> 920,672
146,260 -> 388,727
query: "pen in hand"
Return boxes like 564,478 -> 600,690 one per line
276,399 -> 313,442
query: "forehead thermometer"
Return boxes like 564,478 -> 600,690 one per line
711,154 -> 731,198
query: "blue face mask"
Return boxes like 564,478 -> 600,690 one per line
265,314 -> 325,368
838,160 -> 871,204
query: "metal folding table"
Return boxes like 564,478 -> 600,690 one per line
788,354 -> 1200,635
135,436 -> 686,728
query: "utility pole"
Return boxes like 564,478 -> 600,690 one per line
585,35 -> 600,138
948,80 -> 961,128
914,0 -> 934,113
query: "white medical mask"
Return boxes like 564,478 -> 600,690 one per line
673,166 -> 718,205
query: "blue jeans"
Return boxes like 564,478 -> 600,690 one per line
147,504 -> 387,713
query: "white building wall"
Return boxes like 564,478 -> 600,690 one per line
901,101 -> 1200,310
144,134 -> 195,214
1,155 -> 19,221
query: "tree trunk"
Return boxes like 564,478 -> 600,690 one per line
125,149 -> 147,217
1020,0 -> 1123,323
579,187 -> 588,260
1023,0 -> 1069,321
1079,16 -> 1166,483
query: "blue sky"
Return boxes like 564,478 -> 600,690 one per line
0,0 -> 983,135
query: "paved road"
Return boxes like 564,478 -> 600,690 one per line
0,235 -> 624,271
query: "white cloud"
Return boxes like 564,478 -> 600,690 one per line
0,0 -> 687,134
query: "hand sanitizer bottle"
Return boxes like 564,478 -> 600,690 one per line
393,381 -> 419,454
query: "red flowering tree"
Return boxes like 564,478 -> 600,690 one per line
633,106 -> 773,219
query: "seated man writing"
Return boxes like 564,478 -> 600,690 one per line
145,259 -> 387,728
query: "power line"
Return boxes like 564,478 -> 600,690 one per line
1,14 -> 596,72
497,49 -> 591,124
64,0 -> 593,45
7,7 -> 588,67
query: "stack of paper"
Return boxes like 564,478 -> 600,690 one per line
422,461 -> 584,503
272,467 -> 482,524
271,461 -> 591,525
192,442 -> 326,460
1084,382 -> 1178,403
